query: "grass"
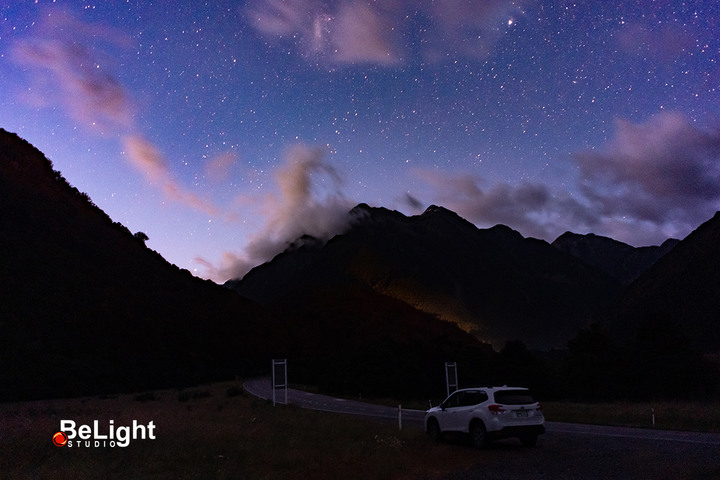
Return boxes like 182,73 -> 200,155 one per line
543,400 -> 720,433
1,380 -> 477,480
5,381 -> 719,479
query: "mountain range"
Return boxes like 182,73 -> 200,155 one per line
228,203 -> 718,353
0,129 -> 483,400
228,204 -> 616,349
2,128 -> 718,401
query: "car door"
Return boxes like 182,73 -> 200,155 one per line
451,390 -> 486,432
436,391 -> 463,431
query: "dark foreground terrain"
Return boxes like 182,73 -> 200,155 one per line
244,378 -> 720,480
3,379 -> 720,479
439,428 -> 720,480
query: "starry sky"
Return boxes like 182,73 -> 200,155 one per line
2,1 -> 719,282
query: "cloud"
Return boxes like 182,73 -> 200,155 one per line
331,3 -> 398,64
402,192 -> 424,211
200,144 -> 354,281
248,0 -> 311,35
11,26 -> 134,131
123,135 -> 220,216
124,135 -> 168,182
421,0 -> 527,60
205,152 -> 239,183
416,170 -> 594,241
248,0 -> 399,65
247,0 -> 527,65
616,22 -> 695,63
574,112 -> 720,234
417,112 -> 720,246
12,10 -> 226,218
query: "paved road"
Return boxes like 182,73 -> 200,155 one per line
243,377 -> 426,428
243,378 -> 720,446
244,377 -> 720,479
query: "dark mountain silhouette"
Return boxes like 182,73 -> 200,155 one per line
228,204 -> 624,350
552,232 -> 679,285
616,212 -> 720,353
0,129 -> 486,401
4,128 -> 716,402
0,129 -> 284,401
226,203 -> 720,398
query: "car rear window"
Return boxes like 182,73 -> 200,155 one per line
494,390 -> 537,405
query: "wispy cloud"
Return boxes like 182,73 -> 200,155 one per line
205,152 -> 239,183
331,2 -> 398,65
247,0 -> 527,65
11,14 -> 134,132
420,0 -> 527,60
574,112 -> 720,239
616,22 -> 695,63
248,0 -> 399,65
416,170 -> 594,241
416,112 -> 720,246
199,144 -> 354,280
11,10 -> 227,217
123,135 -> 220,216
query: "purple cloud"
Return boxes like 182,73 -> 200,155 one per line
331,2 -> 398,64
416,170 -> 594,241
421,0 -> 527,60
247,0 -> 528,65
123,135 -> 221,216
12,10 -> 232,218
416,112 -> 720,246
574,112 -> 720,232
200,144 -> 354,280
12,34 -> 134,132
616,22 -> 696,63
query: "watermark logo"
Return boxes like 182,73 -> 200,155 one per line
52,431 -> 68,447
53,420 -> 156,448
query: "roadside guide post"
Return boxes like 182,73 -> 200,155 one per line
445,362 -> 459,397
272,359 -> 288,406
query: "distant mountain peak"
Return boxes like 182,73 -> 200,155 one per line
232,200 -> 624,349
349,203 -> 404,223
552,231 -> 678,284
422,204 -> 453,215
487,223 -> 525,240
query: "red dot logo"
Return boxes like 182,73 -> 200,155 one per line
53,431 -> 68,447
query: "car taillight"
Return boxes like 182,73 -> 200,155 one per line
536,402 -> 543,411
488,404 -> 505,415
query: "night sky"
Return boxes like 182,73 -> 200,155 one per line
2,1 -> 719,281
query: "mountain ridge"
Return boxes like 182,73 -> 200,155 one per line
229,202 -> 720,354
552,231 -> 679,284
3,128 -> 717,401
616,211 -> 720,351
0,128 -> 488,400
0,128 -> 284,400
229,204 -> 624,349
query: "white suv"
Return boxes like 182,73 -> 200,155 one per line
425,387 -> 545,448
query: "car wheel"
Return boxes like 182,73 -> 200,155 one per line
470,421 -> 488,449
427,418 -> 442,442
519,434 -> 538,447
